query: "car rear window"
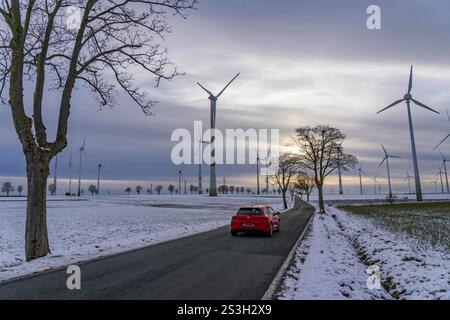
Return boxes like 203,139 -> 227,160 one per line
238,207 -> 264,215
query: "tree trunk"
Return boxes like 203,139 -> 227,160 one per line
25,151 -> 51,261
317,184 -> 325,213
282,190 -> 288,209
306,192 -> 310,203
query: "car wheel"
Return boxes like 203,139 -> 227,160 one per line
267,224 -> 273,237
231,231 -> 238,236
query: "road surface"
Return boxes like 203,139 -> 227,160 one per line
0,199 -> 314,300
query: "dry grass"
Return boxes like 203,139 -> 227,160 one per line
338,202 -> 450,250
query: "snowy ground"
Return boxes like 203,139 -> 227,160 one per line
278,204 -> 449,300
0,195 -> 284,282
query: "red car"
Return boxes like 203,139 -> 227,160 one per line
230,205 -> 280,237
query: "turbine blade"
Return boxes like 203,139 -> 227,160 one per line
390,155 -> 401,158
408,65 -> 413,94
381,145 -> 387,155
433,134 -> 450,150
377,99 -> 405,114
412,99 -> 440,114
82,136 -> 86,149
216,73 -> 240,98
197,82 -> 213,96
379,157 -> 386,167
446,107 -> 450,122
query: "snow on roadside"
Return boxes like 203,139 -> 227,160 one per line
0,195 -> 283,282
278,205 -> 449,300
329,206 -> 449,300
278,210 -> 389,300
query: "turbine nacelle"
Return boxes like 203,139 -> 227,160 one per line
404,93 -> 412,100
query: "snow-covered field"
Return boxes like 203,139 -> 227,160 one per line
0,195 -> 284,282
279,204 -> 449,300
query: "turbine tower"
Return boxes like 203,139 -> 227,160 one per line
436,166 -> 445,194
68,154 -> 73,195
356,165 -> 367,195
377,65 -> 439,202
197,73 -> 240,196
405,172 -> 413,194
198,140 -> 210,195
372,176 -> 378,195
379,145 -> 400,199
438,150 -> 450,193
261,144 -> 272,194
177,166 -> 183,195
77,137 -> 87,197
52,155 -> 58,195
97,163 -> 104,195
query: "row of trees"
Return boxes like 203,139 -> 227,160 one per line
271,125 -> 357,213
1,182 -> 23,196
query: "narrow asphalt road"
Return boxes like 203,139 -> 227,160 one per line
0,199 -> 314,300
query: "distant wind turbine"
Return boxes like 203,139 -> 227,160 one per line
197,73 -> 240,196
261,144 -> 272,193
437,150 -> 450,194
77,137 -> 87,197
434,107 -> 450,150
177,166 -> 183,195
372,176 -> 378,195
405,172 -> 413,194
377,65 -> 439,202
436,166 -> 445,194
97,163 -> 104,195
52,155 -> 58,195
379,145 -> 400,199
68,154 -> 73,195
356,165 -> 367,195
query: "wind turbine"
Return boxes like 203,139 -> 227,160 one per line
77,137 -> 87,197
434,107 -> 450,150
436,166 -> 445,194
356,165 -> 367,195
437,150 -> 450,193
260,144 -> 272,194
405,172 -> 413,194
372,176 -> 378,195
197,73 -> 240,196
97,163 -> 104,195
52,155 -> 58,195
336,146 -> 345,195
379,145 -> 400,199
68,154 -> 73,195
177,166 -> 183,195
377,65 -> 439,202
198,140 -> 210,195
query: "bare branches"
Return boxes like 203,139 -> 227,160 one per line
2,0 -> 196,154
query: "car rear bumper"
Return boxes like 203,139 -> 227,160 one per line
231,221 -> 270,233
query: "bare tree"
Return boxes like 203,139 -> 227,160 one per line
2,181 -> 14,196
294,172 -> 315,202
271,152 -> 300,209
48,183 -> 56,196
0,0 -> 196,261
17,184 -> 23,196
88,184 -> 97,196
168,184 -> 174,195
155,185 -> 162,195
136,185 -> 142,195
124,187 -> 131,195
291,125 -> 357,213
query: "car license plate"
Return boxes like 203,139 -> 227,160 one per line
242,223 -> 254,227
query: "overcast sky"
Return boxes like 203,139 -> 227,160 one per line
2,0 -> 450,194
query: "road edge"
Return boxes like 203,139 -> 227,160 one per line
261,199 -> 315,300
